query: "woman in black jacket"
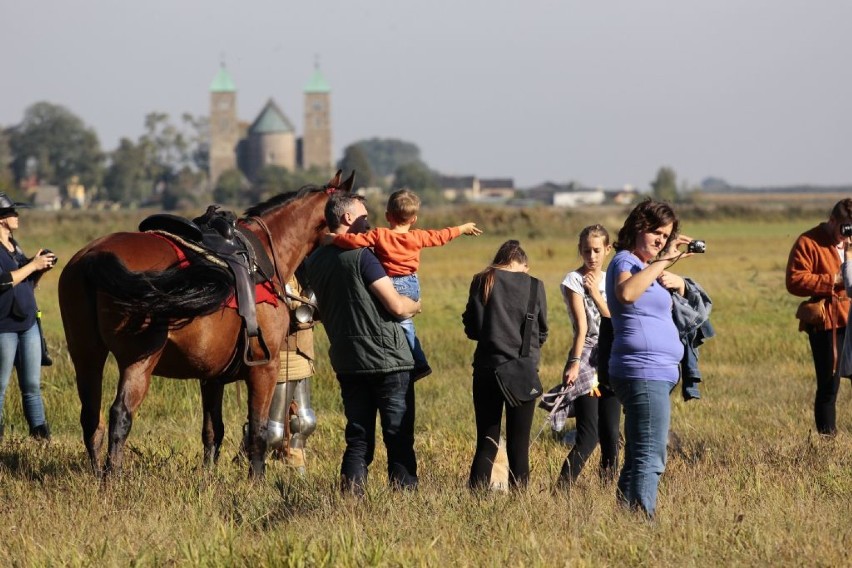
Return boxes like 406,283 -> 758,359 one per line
0,193 -> 57,441
462,240 -> 548,489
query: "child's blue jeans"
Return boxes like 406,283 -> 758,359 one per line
391,274 -> 429,371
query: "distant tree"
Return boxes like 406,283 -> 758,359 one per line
651,166 -> 678,203
253,165 -> 290,200
8,101 -> 103,187
251,165 -> 329,202
0,129 -> 14,194
700,176 -> 730,191
213,168 -> 248,205
181,113 -> 210,175
163,166 -> 207,210
103,138 -> 149,204
101,112 -> 211,206
337,144 -> 373,188
393,162 -> 444,206
139,112 -> 187,186
353,138 -> 423,178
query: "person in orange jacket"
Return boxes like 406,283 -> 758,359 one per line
786,198 -> 852,436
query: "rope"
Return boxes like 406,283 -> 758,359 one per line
145,230 -> 228,268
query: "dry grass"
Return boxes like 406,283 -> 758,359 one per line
1,207 -> 852,566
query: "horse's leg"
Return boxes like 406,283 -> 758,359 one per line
60,261 -> 110,477
74,350 -> 109,477
200,380 -> 225,467
246,369 -> 278,478
104,358 -> 156,477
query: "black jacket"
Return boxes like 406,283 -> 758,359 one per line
462,270 -> 548,369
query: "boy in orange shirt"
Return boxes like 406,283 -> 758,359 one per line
324,188 -> 482,379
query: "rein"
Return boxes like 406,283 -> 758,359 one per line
245,215 -> 286,302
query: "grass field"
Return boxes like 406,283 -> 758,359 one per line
2,204 -> 852,566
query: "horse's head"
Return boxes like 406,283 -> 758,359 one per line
243,170 -> 355,284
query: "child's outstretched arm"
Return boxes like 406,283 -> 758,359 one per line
415,224 -> 482,248
329,230 -> 380,250
457,222 -> 483,236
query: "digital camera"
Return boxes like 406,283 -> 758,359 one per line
687,240 -> 706,254
841,223 -> 852,238
42,249 -> 58,266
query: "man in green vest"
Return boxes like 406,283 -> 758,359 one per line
306,192 -> 422,495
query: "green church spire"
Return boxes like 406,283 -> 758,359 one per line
210,64 -> 236,93
304,59 -> 331,93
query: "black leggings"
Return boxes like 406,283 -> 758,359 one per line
469,367 -> 536,489
808,327 -> 846,435
560,386 -> 621,483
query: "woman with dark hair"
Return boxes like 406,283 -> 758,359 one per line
786,198 -> 852,436
0,193 -> 57,441
606,199 -> 694,518
463,240 -> 548,489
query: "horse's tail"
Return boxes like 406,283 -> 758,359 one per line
82,253 -> 235,329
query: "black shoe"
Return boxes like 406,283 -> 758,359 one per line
30,422 -> 51,441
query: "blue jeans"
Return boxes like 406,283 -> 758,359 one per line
610,376 -> 675,518
391,274 -> 428,370
0,323 -> 47,429
337,370 -> 418,491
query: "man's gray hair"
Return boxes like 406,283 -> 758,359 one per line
325,192 -> 366,231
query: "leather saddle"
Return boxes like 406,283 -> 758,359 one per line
139,206 -> 275,366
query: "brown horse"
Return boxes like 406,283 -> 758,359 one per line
58,172 -> 352,479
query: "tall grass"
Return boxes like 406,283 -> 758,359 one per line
2,207 -> 851,566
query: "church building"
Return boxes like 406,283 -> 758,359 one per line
208,64 -> 333,186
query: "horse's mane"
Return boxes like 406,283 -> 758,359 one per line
243,185 -> 325,218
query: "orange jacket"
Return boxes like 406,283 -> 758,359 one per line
332,226 -> 462,277
786,223 -> 850,330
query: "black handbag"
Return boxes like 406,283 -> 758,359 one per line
37,309 -> 52,366
494,277 -> 542,407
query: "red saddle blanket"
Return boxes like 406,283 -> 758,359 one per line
152,233 -> 278,308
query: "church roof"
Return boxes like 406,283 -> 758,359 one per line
304,67 -> 331,93
210,65 -> 236,93
249,99 -> 295,134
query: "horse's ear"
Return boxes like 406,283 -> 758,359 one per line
326,169 -> 343,190
339,171 -> 356,193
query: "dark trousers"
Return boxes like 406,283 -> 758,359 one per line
560,386 -> 621,483
337,370 -> 418,491
469,367 -> 536,489
808,327 -> 846,435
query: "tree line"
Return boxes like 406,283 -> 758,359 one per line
1,101 -> 693,211
0,102 -> 453,210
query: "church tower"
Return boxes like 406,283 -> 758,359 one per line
301,64 -> 332,172
209,64 -> 239,186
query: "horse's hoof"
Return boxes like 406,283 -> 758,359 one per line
249,460 -> 266,479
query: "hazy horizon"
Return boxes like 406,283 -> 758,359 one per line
3,1 -> 850,189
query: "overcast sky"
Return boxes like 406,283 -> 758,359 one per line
2,1 -> 850,189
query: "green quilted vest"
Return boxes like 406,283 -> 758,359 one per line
306,246 -> 414,375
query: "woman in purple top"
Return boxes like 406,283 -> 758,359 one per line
605,199 -> 694,518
